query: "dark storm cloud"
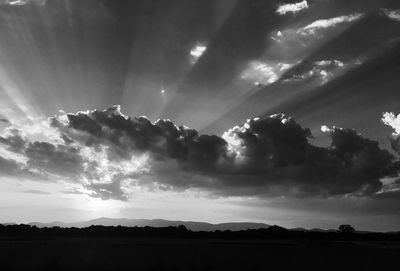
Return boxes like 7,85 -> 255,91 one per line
24,141 -> 84,178
47,106 -> 400,199
373,189 -> 400,200
0,126 -> 84,179
0,128 -> 26,153
0,134 -> 87,202
0,154 -> 43,180
217,117 -> 396,197
51,106 -> 228,170
390,138 -> 400,154
1,105 -> 400,200
0,155 -> 25,176
87,179 -> 128,201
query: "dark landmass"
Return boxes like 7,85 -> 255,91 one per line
1,223 -> 399,270
1,223 -> 400,240
27,217 -> 271,232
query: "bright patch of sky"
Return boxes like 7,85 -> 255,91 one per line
190,44 -> 207,64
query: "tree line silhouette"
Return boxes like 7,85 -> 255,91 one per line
0,224 -> 399,241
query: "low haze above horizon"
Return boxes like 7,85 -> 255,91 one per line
1,0 -> 400,232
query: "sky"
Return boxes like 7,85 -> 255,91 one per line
1,0 -> 400,231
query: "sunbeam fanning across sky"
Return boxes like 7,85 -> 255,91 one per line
1,0 -> 400,232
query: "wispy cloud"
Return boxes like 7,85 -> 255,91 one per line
382,8 -> 400,22
1,0 -> 45,6
301,13 -> 364,35
22,189 -> 51,195
240,61 -> 293,85
279,59 -> 359,85
276,0 -> 308,15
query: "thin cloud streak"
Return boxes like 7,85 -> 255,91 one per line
276,0 -> 309,15
301,13 -> 364,34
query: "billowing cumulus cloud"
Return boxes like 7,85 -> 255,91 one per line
382,112 -> 400,153
1,106 -> 399,201
276,0 -> 309,15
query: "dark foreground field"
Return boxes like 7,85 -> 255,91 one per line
1,237 -> 399,271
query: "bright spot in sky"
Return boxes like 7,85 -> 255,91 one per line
321,125 -> 332,133
190,44 -> 207,64
276,0 -> 308,15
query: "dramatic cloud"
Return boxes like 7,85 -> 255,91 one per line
276,0 -> 308,15
1,106 -> 399,201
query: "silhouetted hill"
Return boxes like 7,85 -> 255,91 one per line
1,223 -> 399,242
27,217 -> 270,231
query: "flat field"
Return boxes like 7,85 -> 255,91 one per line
0,238 -> 399,270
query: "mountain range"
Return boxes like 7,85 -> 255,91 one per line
26,217 -> 271,232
